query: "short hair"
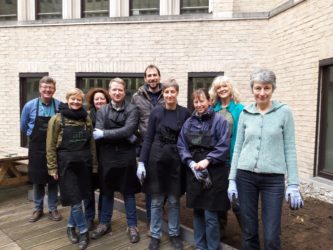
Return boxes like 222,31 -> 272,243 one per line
86,88 -> 111,110
192,88 -> 210,102
162,78 -> 179,92
65,88 -> 84,101
39,76 -> 56,87
109,77 -> 126,90
250,68 -> 276,90
209,75 -> 241,105
144,64 -> 161,78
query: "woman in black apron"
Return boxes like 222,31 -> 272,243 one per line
177,88 -> 230,250
138,79 -> 190,250
47,88 -> 96,250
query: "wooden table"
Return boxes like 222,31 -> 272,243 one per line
0,146 -> 28,186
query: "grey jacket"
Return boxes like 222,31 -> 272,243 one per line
131,84 -> 164,142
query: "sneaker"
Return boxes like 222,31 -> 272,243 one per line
48,210 -> 62,221
148,237 -> 160,250
78,231 -> 89,250
128,226 -> 140,243
169,235 -> 183,250
67,227 -> 79,244
91,223 -> 111,240
29,210 -> 43,222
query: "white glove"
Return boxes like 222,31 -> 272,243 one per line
285,184 -> 304,210
228,180 -> 238,202
137,162 -> 146,184
93,128 -> 104,140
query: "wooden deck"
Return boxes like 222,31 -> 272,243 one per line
0,185 -> 194,250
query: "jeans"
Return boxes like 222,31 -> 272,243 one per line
145,193 -> 152,222
33,183 -> 58,212
68,203 -> 88,234
237,170 -> 284,250
98,194 -> 114,225
193,209 -> 220,250
124,194 -> 138,227
84,193 -> 102,223
150,194 -> 180,239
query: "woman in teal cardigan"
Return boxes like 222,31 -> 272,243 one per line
209,75 -> 244,236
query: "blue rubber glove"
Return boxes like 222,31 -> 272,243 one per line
285,185 -> 304,210
137,162 -> 146,185
189,161 -> 204,181
93,128 -> 104,140
200,169 -> 212,189
228,180 -> 238,202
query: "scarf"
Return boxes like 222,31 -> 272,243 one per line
58,102 -> 88,120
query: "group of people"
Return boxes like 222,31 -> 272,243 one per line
21,65 -> 304,250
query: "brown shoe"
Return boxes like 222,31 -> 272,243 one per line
48,210 -> 62,221
128,226 -> 140,243
29,210 -> 43,222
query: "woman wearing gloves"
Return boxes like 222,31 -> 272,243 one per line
137,79 -> 190,250
177,88 -> 230,250
228,68 -> 304,250
47,88 -> 96,250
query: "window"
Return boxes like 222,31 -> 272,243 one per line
180,0 -> 209,14
130,0 -> 159,16
36,0 -> 62,19
76,73 -> 144,103
0,0 -> 17,20
20,72 -> 49,147
317,59 -> 333,179
187,72 -> 223,110
81,0 -> 109,18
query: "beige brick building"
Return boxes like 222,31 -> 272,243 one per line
1,0 -> 333,201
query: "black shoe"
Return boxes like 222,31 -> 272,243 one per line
67,227 -> 79,244
148,237 -> 160,250
29,210 -> 43,223
78,231 -> 89,250
169,235 -> 183,250
128,226 -> 140,243
91,223 -> 111,240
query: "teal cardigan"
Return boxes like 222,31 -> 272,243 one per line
214,100 -> 244,161
229,101 -> 299,185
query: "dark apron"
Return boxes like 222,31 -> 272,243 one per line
98,108 -> 140,197
185,118 -> 230,211
57,115 -> 92,206
28,99 -> 56,184
146,116 -> 186,197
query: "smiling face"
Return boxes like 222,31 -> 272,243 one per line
109,81 -> 126,105
39,83 -> 56,103
252,82 -> 273,107
93,92 -> 107,110
68,94 -> 83,110
144,67 -> 161,92
216,82 -> 232,102
193,93 -> 211,115
163,86 -> 178,108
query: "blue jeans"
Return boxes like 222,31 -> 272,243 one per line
33,183 -> 58,212
193,209 -> 220,250
124,194 -> 138,227
150,194 -> 180,239
98,194 -> 114,225
68,203 -> 88,234
84,193 -> 102,223
237,170 -> 284,250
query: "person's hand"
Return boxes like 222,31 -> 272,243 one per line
197,159 -> 210,170
52,173 -> 58,181
189,161 -> 202,180
285,185 -> 304,210
137,162 -> 146,185
228,180 -> 238,202
93,128 -> 104,140
200,168 -> 212,189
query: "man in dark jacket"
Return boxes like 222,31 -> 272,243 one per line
93,78 -> 141,243
131,64 -> 164,233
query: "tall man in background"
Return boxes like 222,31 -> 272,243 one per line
21,76 -> 62,223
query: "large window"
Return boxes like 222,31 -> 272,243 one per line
180,0 -> 209,14
130,0 -> 159,16
76,73 -> 144,103
187,72 -> 223,110
0,0 -> 17,20
36,0 -> 62,19
20,73 -> 49,147
81,0 -> 109,18
317,59 -> 333,179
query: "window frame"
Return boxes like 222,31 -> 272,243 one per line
129,0 -> 160,16
316,58 -> 333,179
35,0 -> 62,20
19,72 -> 49,147
81,0 -> 110,18
187,71 -> 223,109
0,0 -> 17,20
180,0 -> 209,14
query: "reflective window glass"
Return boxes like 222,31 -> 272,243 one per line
82,0 -> 109,18
130,0 -> 159,16
0,0 -> 17,21
36,0 -> 62,20
181,0 -> 209,14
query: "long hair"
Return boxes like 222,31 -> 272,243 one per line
209,76 -> 241,105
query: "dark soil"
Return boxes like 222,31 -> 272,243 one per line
136,194 -> 333,250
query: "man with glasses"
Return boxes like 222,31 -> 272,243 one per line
21,76 -> 62,223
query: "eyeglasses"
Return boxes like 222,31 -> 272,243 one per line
40,85 -> 55,90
